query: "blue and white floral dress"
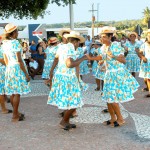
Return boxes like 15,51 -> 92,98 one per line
124,41 -> 140,72
76,47 -> 90,75
101,42 -> 139,103
2,39 -> 31,95
94,47 -> 106,80
0,46 -> 5,95
47,43 -> 84,110
42,46 -> 58,79
139,42 -> 150,79
92,48 -> 98,76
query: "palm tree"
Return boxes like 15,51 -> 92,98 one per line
143,7 -> 150,25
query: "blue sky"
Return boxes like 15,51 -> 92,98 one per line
0,0 -> 150,25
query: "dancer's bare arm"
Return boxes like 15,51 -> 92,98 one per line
66,55 -> 87,68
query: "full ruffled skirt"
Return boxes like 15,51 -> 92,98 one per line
102,68 -> 139,103
5,64 -> 31,95
125,54 -> 140,72
47,74 -> 84,110
42,60 -> 53,79
79,60 -> 90,75
95,65 -> 105,80
139,59 -> 150,79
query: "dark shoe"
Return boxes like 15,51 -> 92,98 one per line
2,109 -> 13,114
19,113 -> 25,119
63,125 -> 70,130
101,109 -> 109,113
59,112 -> 64,117
103,120 -> 111,126
110,121 -> 125,128
95,88 -> 100,91
59,124 -> 71,131
69,123 -> 76,128
145,94 -> 150,98
142,88 -> 149,92
12,115 -> 25,122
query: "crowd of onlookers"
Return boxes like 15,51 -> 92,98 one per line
21,39 -> 48,79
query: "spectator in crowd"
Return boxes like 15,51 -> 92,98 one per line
30,39 -> 46,79
85,35 -> 92,54
136,35 -> 144,47
30,40 -> 37,59
28,57 -> 38,75
22,41 -> 31,67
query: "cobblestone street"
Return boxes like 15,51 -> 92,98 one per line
0,73 -> 150,150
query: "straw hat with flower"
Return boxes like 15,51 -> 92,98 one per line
63,31 -> 85,43
48,37 -> 58,44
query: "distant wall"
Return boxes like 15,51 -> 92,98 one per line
28,24 -> 40,44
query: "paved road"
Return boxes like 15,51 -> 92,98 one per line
0,73 -> 150,150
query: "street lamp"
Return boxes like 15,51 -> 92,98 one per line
69,2 -> 74,30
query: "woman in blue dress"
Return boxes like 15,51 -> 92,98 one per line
124,32 -> 140,77
93,42 -> 105,91
86,27 -> 139,127
76,43 -> 90,79
2,23 -> 31,122
137,29 -> 150,97
42,37 -> 59,79
46,31 -> 87,130
0,36 -> 12,114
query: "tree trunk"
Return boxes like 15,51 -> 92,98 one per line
148,19 -> 150,29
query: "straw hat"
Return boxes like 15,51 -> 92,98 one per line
48,37 -> 58,44
99,26 -> 116,34
146,29 -> 150,34
64,31 -> 85,43
128,32 -> 138,38
59,29 -> 71,37
4,23 -> 17,34
38,39 -> 43,43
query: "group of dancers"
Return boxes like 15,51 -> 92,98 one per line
0,23 -> 150,131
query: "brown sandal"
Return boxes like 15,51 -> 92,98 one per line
142,88 -> 149,92
2,109 -> 13,114
12,115 -> 25,122
145,94 -> 150,98
95,88 -> 100,91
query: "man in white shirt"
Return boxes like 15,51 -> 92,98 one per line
136,35 -> 144,46
29,58 -> 38,69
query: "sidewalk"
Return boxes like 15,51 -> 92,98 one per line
0,73 -> 150,150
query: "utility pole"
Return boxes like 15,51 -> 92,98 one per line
69,2 -> 74,30
97,3 -> 99,33
89,3 -> 97,38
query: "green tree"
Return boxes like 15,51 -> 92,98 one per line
143,6 -> 150,24
0,0 -> 76,19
